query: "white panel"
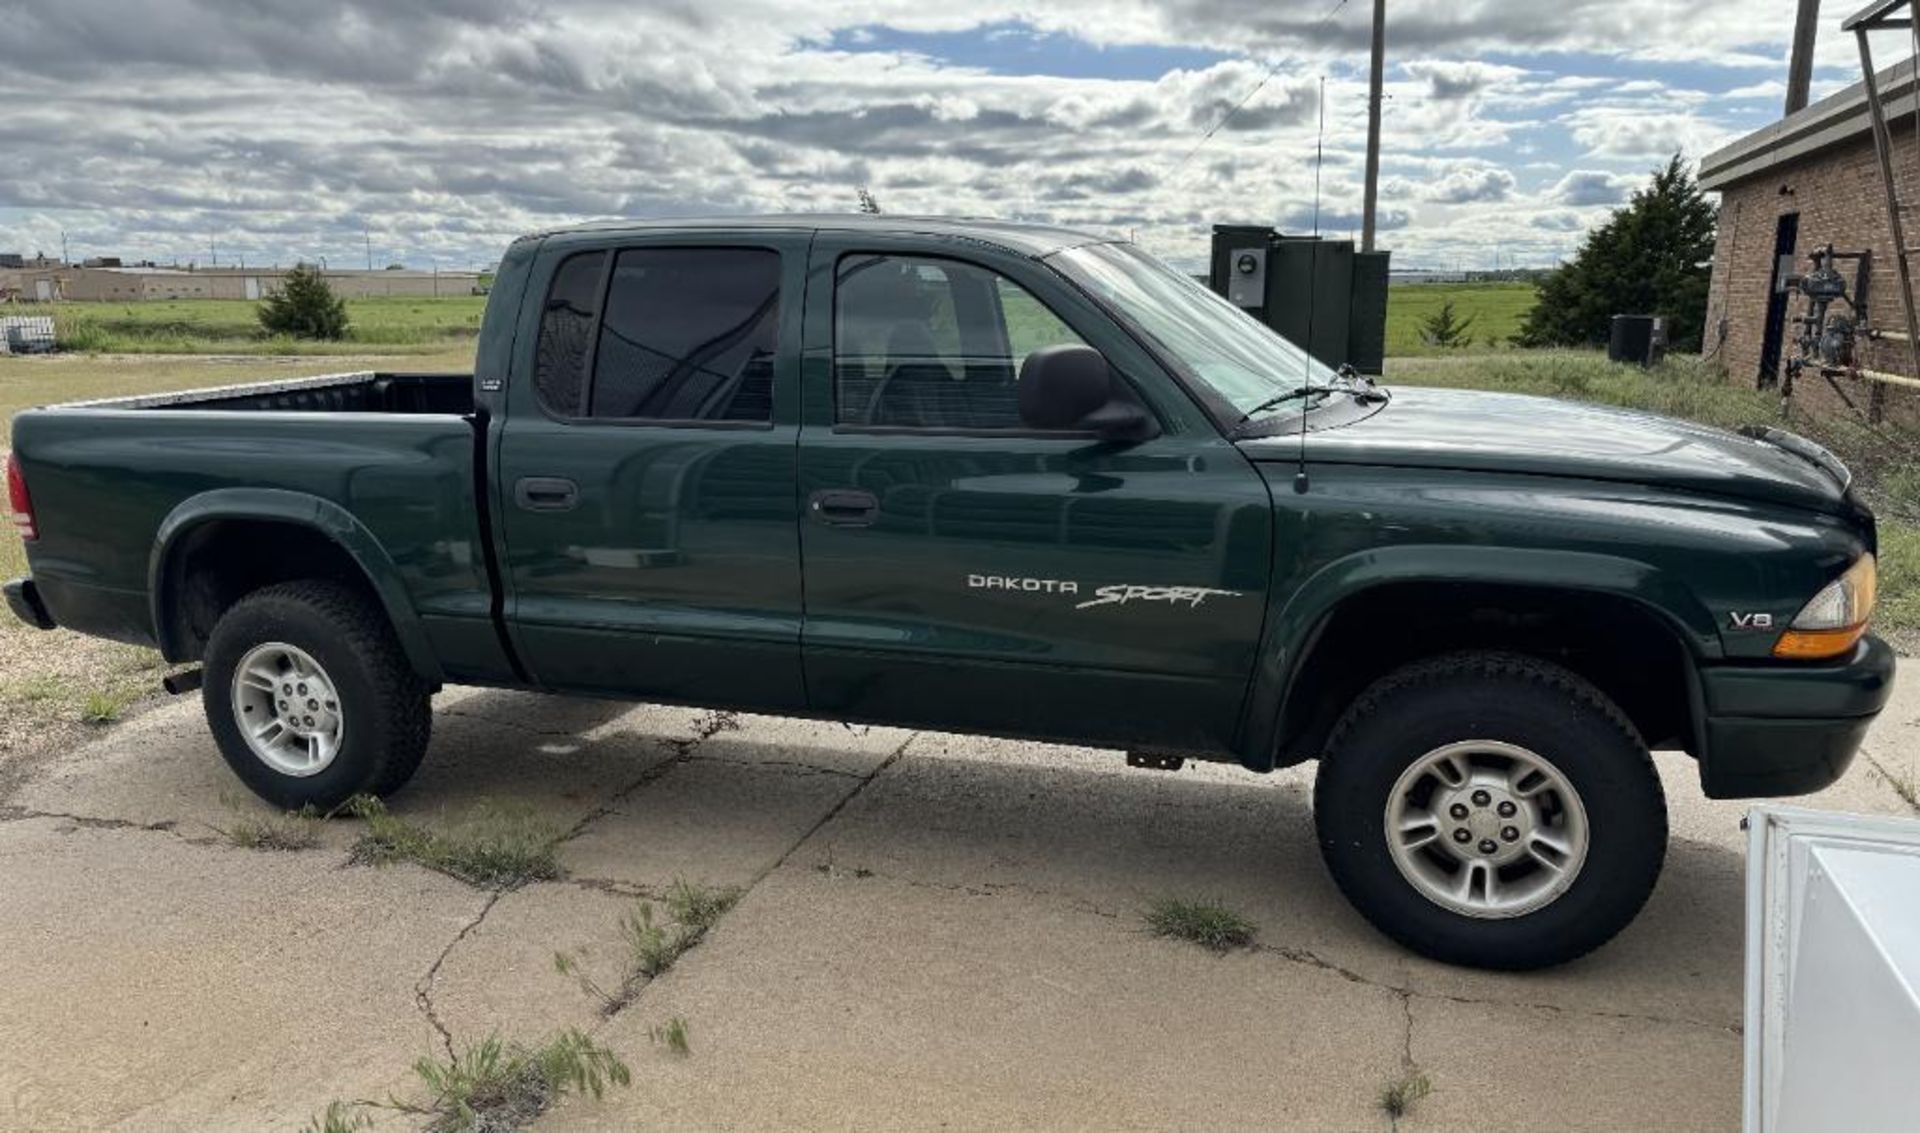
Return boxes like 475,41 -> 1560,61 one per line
1747,806 -> 1920,1132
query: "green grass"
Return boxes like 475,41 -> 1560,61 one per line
47,296 -> 487,355
555,879 -> 741,1015
213,798 -> 323,851
1144,897 -> 1257,952
1379,1070 -> 1433,1119
1389,350 -> 1920,647
650,1016 -> 692,1056
347,796 -> 563,889
1385,282 -> 1537,356
307,1029 -> 631,1132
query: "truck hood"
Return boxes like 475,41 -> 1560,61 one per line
1242,386 -> 1849,513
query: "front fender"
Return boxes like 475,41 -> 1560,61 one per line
150,488 -> 444,683
1236,544 -> 1719,768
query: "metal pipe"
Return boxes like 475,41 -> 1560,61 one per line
1853,365 -> 1920,389
1857,26 -> 1919,422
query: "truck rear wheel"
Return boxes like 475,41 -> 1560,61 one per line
202,579 -> 431,810
1314,652 -> 1667,970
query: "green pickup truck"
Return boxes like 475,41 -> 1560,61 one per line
3,216 -> 1895,969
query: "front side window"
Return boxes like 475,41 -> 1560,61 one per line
834,255 -> 1083,429
1051,241 -> 1336,423
590,247 -> 780,422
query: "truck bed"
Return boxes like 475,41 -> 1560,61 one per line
9,368 -> 508,683
69,370 -> 475,415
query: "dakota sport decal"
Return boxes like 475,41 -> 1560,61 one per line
966,574 -> 1241,610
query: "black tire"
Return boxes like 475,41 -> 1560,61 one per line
202,579 -> 432,810
1314,652 -> 1667,971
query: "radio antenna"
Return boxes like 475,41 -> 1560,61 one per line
1295,245 -> 1318,495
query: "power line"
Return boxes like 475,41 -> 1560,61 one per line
1166,0 -> 1353,179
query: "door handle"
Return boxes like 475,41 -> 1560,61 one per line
808,488 -> 880,527
514,476 -> 579,512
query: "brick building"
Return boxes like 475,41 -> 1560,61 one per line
1700,56 -> 1920,428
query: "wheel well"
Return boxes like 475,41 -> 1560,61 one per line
159,520 -> 380,663
1276,583 -> 1696,765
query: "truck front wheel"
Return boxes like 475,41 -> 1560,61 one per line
1314,652 -> 1667,970
202,579 -> 432,810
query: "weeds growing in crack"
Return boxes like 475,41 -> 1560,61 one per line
650,1016 -> 692,1055
555,879 -> 740,1014
304,1029 -> 630,1133
1379,1069 -> 1432,1119
1145,896 -> 1257,952
1870,757 -> 1920,813
210,794 -> 322,851
347,796 -> 562,889
301,1100 -> 370,1133
814,845 -> 873,880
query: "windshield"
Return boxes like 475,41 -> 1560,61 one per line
1051,241 -> 1338,421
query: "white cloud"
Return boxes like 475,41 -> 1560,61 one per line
0,0 -> 1809,271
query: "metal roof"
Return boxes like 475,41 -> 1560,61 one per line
531,213 -> 1114,257
1842,0 -> 1914,31
1699,56 -> 1920,190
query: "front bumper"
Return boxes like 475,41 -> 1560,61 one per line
1696,634 -> 1896,799
3,577 -> 57,631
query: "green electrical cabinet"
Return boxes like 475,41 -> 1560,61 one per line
1208,225 -> 1391,375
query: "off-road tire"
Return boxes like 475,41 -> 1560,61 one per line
202,579 -> 432,809
1314,652 -> 1667,970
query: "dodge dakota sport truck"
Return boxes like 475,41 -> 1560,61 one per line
4,216 -> 1895,970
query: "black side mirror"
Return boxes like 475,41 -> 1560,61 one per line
1017,344 -> 1159,441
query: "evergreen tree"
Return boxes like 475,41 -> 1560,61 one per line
1515,154 -> 1716,351
1419,300 -> 1476,348
258,263 -> 350,341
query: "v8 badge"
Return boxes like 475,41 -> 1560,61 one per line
1729,611 -> 1774,630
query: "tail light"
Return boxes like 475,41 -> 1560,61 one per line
6,453 -> 34,542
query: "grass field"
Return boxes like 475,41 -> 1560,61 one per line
32,282 -> 1531,358
45,296 -> 487,355
1385,282 -> 1537,356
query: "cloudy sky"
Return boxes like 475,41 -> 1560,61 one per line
0,0 -> 1877,272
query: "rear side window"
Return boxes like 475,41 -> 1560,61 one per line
533,251 -> 605,417
590,248 -> 780,422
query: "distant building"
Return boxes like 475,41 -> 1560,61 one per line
0,253 -> 24,270
1700,56 -> 1920,427
50,265 -> 486,302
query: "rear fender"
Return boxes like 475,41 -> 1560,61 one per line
149,488 -> 444,683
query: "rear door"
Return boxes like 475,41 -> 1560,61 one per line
495,230 -> 810,708
796,233 -> 1274,752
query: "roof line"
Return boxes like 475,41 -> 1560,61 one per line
1699,55 -> 1920,190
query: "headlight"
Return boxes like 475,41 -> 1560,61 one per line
1774,554 -> 1877,660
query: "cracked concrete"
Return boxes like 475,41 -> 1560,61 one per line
0,672 -> 1912,1129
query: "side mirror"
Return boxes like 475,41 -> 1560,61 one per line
1017,344 -> 1159,441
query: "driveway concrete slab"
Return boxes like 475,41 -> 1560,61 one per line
0,665 -> 1908,1130
1408,995 -> 1741,1132
557,867 -> 1407,1131
430,882 -> 639,1047
0,817 -> 474,1131
560,755 -> 870,892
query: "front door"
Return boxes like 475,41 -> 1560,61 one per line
495,232 -> 810,709
797,236 -> 1273,752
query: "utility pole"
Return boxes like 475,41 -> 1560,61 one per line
1360,0 -> 1387,252
364,226 -> 373,271
60,230 -> 69,266
1785,0 -> 1819,115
